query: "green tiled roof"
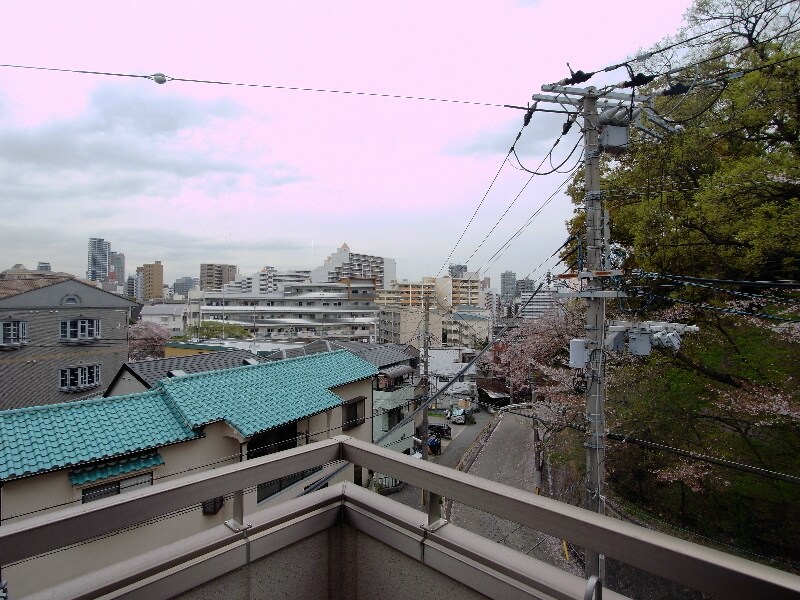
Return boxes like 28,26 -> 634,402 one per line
0,350 -> 376,481
0,391 -> 197,481
161,350 -> 377,437
69,451 -> 165,486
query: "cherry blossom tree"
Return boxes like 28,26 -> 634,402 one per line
128,321 -> 172,361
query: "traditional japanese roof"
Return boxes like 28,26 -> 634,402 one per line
0,350 -> 377,481
263,339 -> 413,370
108,349 -> 268,390
161,350 -> 376,437
0,390 -> 196,481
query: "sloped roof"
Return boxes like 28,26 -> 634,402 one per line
264,340 -> 413,369
0,350 -> 377,481
114,349 -> 268,389
161,350 -> 376,437
0,390 -> 197,481
0,275 -> 73,300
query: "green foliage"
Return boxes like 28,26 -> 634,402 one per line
188,320 -> 251,339
565,45 -> 800,285
606,315 -> 800,563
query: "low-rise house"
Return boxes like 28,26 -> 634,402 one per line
0,275 -> 137,410
104,348 -> 267,397
266,340 -> 418,455
0,350 -> 376,596
139,303 -> 188,335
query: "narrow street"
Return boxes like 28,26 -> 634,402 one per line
388,408 -> 573,573
386,408 -> 707,599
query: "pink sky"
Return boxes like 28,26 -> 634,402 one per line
0,0 -> 694,286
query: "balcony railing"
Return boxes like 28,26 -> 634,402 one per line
1,437 -> 798,600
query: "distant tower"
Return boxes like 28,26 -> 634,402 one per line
200,264 -> 238,291
449,264 -> 468,279
138,261 -> 164,300
109,251 -> 125,283
36,262 -> 52,272
500,270 -> 517,305
87,238 -> 110,281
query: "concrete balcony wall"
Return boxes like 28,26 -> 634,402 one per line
171,525 -> 488,600
2,438 -> 798,600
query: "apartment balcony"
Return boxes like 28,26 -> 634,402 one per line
2,437 -> 797,600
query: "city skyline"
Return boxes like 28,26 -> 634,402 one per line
1,1 -> 693,285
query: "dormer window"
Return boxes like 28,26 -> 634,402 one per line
59,318 -> 102,343
0,320 -> 28,348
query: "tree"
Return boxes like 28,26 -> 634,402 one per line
128,321 -> 172,361
564,1 -> 800,285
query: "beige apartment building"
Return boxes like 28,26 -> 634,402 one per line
200,263 -> 238,291
137,260 -> 164,300
378,274 -> 483,311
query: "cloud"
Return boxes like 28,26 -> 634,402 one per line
444,110 -> 575,158
0,84 -> 301,211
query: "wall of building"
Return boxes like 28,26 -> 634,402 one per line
0,306 -> 130,410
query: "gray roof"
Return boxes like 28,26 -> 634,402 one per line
112,349 -> 268,389
264,340 -> 414,370
140,304 -> 187,317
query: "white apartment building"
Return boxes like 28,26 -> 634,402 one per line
225,267 -> 312,294
518,285 -> 562,319
190,278 -> 379,342
311,243 -> 396,288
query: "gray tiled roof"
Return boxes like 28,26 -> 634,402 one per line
0,275 -> 73,299
264,340 -> 413,369
123,350 -> 268,387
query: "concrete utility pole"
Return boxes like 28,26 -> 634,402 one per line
531,83 -> 643,579
531,80 -> 698,581
420,295 -> 431,506
582,89 -> 605,580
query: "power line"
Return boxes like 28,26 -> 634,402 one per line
0,63 -> 520,110
642,292 -> 800,322
607,432 -> 800,485
545,0 -> 800,87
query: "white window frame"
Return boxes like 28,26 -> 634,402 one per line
0,320 -> 28,346
59,318 -> 102,342
60,365 -> 101,392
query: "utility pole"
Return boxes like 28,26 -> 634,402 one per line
531,83 -> 642,579
420,295 -> 431,505
582,89 -> 605,580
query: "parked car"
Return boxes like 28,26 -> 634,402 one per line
449,407 -> 467,425
428,423 -> 452,439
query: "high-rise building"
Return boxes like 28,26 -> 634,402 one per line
109,252 -> 125,284
137,261 -> 164,301
173,276 -> 199,297
448,264 -> 468,279
516,277 -> 537,296
500,270 -> 517,305
36,262 -> 52,272
200,264 -> 238,291
126,275 -> 137,300
311,243 -> 396,288
87,238 -> 110,281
